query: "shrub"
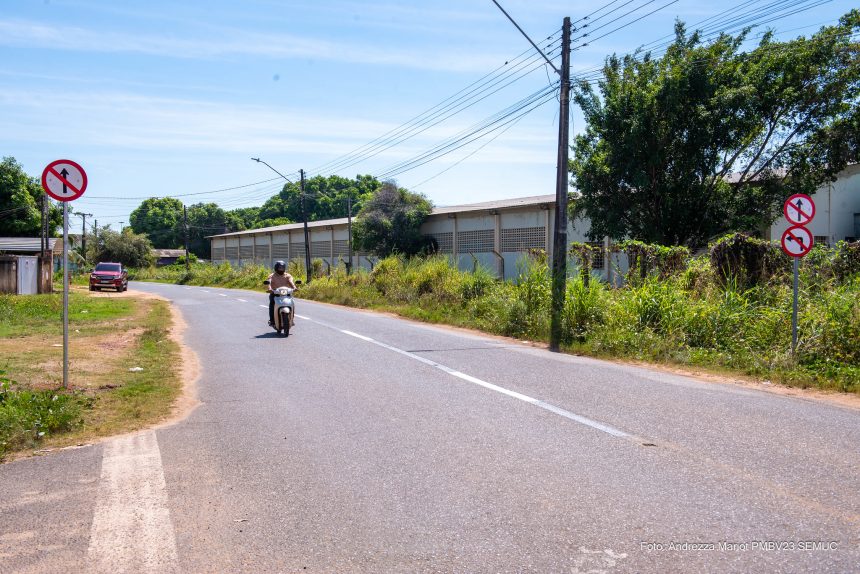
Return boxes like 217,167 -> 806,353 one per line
617,240 -> 690,284
709,233 -> 788,289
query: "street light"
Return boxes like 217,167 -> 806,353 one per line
251,158 -> 312,283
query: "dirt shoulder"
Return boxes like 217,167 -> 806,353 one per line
1,287 -> 200,461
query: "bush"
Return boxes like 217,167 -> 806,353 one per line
709,233 -> 787,289
0,373 -> 89,460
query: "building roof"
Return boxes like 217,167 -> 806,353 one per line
0,237 -> 58,253
153,249 -> 187,257
206,194 -> 556,239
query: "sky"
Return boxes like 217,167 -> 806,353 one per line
1,0 -> 856,234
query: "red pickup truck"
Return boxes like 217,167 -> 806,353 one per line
89,262 -> 128,292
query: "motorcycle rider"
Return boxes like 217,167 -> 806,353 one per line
266,261 -> 297,327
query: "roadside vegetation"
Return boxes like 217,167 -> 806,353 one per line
129,235 -> 860,393
0,289 -> 181,461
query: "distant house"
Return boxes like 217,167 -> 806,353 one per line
0,237 -> 56,294
153,249 -> 187,266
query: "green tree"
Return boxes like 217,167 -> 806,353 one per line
260,174 -> 380,223
0,157 -> 61,237
93,228 -> 153,268
227,207 -> 261,230
129,197 -> 184,248
352,181 -> 433,257
571,11 -> 860,246
186,202 -> 241,258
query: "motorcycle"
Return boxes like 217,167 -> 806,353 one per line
263,280 -> 300,336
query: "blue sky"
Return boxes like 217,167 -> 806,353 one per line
1,0 -> 855,233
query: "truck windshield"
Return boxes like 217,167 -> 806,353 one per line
95,264 -> 121,272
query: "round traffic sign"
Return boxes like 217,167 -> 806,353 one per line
783,193 -> 815,226
781,225 -> 813,257
41,159 -> 88,202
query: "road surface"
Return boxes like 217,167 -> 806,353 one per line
1,282 -> 858,573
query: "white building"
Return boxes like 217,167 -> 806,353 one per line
208,165 -> 859,280
766,164 -> 860,245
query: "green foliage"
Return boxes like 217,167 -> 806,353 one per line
129,197 -> 184,248
0,372 -> 89,460
0,156 -> 62,237
259,174 -> 380,223
0,292 -> 133,338
352,181 -> 433,257
709,233 -> 788,289
93,228 -> 154,268
617,240 -> 690,284
571,12 -> 860,246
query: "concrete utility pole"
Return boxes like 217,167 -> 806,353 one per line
183,205 -> 190,273
300,169 -> 312,283
346,193 -> 353,275
549,16 -> 571,352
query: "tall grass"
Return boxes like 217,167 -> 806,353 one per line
134,251 -> 860,392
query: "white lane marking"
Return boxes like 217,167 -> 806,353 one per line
259,305 -> 268,308
184,287 -> 192,290
87,430 -> 179,574
202,290 -> 210,293
218,293 -> 227,297
305,317 -> 630,439
237,298 -> 248,303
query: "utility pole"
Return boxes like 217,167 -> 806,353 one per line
549,16 -> 571,352
300,169 -> 312,283
346,193 -> 353,275
183,205 -> 190,273
40,194 -> 46,257
76,212 -> 92,264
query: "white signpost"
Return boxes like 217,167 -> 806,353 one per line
41,159 -> 88,389
780,195 -> 815,355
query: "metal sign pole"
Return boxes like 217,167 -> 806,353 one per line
63,201 -> 69,389
792,257 -> 799,356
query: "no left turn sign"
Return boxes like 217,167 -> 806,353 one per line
781,225 -> 814,257
783,193 -> 815,226
41,159 -> 88,202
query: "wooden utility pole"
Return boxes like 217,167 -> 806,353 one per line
549,16 -> 571,352
300,169 -> 312,283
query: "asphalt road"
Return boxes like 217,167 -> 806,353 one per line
1,282 -> 858,573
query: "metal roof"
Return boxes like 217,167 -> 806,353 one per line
0,237 -> 58,253
206,195 -> 556,239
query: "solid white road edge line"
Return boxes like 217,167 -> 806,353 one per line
294,314 -> 630,439
86,430 -> 179,574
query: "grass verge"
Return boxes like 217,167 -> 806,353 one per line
0,288 -> 182,461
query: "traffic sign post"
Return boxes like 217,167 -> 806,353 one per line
41,160 -> 88,390
781,195 -> 816,356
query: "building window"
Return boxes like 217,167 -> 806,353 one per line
211,247 -> 225,261
311,241 -> 331,258
332,240 -> 350,257
289,243 -> 305,261
424,232 -> 453,254
272,243 -> 289,259
239,245 -> 253,260
501,227 -> 545,252
225,246 -> 239,260
588,241 -> 605,270
814,236 -> 829,248
457,229 -> 494,253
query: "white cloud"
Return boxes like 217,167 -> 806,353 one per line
0,18 -> 505,73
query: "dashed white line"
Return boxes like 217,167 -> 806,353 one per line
237,299 -> 248,303
300,315 -> 631,439
218,293 -> 227,297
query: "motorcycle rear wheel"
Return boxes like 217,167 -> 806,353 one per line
281,311 -> 290,337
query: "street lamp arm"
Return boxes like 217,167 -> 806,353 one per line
251,158 -> 294,183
